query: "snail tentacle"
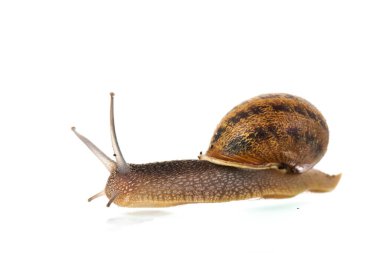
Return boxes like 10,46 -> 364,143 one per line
109,93 -> 130,174
71,127 -> 116,172
106,193 -> 119,207
88,191 -> 105,202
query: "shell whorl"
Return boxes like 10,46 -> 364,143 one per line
199,93 -> 329,172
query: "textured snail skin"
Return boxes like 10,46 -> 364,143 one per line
105,160 -> 341,207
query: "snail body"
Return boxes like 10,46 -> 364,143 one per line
72,93 -> 340,208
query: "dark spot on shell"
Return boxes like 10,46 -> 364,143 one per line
305,109 -> 327,130
295,106 -> 327,130
306,109 -> 318,121
287,127 -> 301,141
305,132 -> 315,144
294,105 -> 308,116
229,111 -> 249,124
229,116 -> 239,124
248,127 -> 269,141
237,111 -> 249,119
267,125 -> 279,138
313,143 -> 324,155
249,106 -> 264,115
319,119 -> 328,130
271,103 -> 292,112
225,136 -> 251,154
212,127 -> 225,143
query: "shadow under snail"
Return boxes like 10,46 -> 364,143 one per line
72,93 -> 341,207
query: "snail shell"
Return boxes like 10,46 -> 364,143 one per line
199,93 -> 328,172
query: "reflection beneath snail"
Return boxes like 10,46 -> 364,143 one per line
107,210 -> 171,226
247,200 -> 306,214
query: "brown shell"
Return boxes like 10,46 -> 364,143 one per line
199,93 -> 329,172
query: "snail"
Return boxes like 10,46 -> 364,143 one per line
72,93 -> 341,207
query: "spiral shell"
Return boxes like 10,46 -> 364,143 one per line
199,93 -> 329,172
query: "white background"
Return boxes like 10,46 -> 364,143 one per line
1,1 -> 379,252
